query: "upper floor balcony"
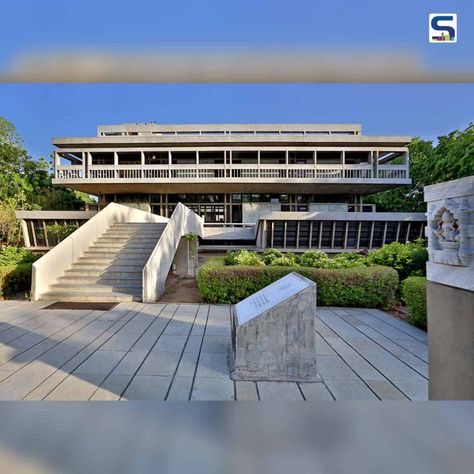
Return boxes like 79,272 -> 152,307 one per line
53,147 -> 410,195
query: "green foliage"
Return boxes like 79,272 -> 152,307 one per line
269,252 -> 300,266
45,223 -> 78,244
299,250 -> 327,267
224,250 -> 264,266
0,263 -> 33,298
183,232 -> 199,241
198,260 -> 398,309
0,246 -> 36,266
0,201 -> 21,246
366,124 -> 474,212
261,249 -> 283,265
401,276 -> 427,329
367,240 -> 428,281
0,116 -> 94,232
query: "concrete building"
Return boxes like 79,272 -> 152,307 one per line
18,123 -> 426,302
21,122 -> 425,251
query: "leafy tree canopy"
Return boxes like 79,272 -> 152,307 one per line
366,123 -> 474,212
0,116 -> 94,211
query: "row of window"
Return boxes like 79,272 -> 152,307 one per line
68,150 -> 373,166
104,193 -> 355,205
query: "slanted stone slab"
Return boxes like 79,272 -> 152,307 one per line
230,272 -> 319,382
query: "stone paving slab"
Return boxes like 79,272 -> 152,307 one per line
235,381 -> 259,401
257,382 -> 304,401
191,377 -> 234,400
167,376 -> 193,400
0,301 -> 429,401
299,382 -> 334,401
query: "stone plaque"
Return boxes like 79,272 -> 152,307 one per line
230,272 -> 319,382
235,272 -> 310,325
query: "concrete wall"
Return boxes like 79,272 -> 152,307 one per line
143,203 -> 203,302
424,176 -> 474,400
32,203 -> 168,300
427,282 -> 474,400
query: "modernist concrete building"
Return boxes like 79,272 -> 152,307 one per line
17,122 -> 426,302
20,122 -> 425,251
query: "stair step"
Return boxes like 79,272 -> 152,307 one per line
90,244 -> 156,250
71,263 -> 145,271
50,282 -> 142,292
59,279 -> 142,286
41,291 -> 141,302
64,269 -> 143,278
97,237 -> 159,242
77,256 -> 150,263
85,248 -> 154,254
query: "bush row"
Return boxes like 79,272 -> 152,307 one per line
223,240 -> 428,280
198,260 -> 399,309
401,276 -> 427,329
0,263 -> 33,298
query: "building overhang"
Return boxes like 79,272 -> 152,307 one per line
52,180 -> 411,196
52,134 -> 412,149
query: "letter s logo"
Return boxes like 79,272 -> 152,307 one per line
429,14 -> 457,43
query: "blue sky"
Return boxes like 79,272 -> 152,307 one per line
0,84 -> 472,159
0,1 -> 472,158
1,1 -> 473,67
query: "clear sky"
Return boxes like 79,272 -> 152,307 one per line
0,1 -> 473,158
1,1 -> 473,67
0,84 -> 472,159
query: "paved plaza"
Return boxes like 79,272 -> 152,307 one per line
0,300 -> 428,400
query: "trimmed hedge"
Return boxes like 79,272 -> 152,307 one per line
0,263 -> 33,298
198,259 -> 398,309
401,276 -> 427,329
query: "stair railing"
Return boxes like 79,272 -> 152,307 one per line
142,203 -> 203,302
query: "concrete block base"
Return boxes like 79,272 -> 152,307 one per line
230,273 -> 319,382
428,281 -> 474,400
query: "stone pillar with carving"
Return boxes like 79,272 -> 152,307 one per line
424,176 -> 474,400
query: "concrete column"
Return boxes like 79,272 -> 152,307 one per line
173,237 -> 198,277
425,176 -> 474,400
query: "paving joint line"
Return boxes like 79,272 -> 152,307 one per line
188,305 -> 211,401
324,308 -> 428,374
118,304 -> 181,400
22,303 -> 142,400
164,304 -> 201,401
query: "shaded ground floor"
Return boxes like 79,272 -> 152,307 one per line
0,301 -> 428,400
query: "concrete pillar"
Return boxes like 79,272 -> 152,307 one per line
173,237 -> 198,277
424,176 -> 474,400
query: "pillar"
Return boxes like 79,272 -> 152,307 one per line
425,176 -> 474,400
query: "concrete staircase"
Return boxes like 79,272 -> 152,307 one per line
42,222 -> 167,302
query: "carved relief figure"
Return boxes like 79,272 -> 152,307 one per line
433,210 -> 460,244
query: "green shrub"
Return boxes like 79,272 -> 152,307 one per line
367,240 -> 428,280
224,250 -> 263,266
401,276 -> 427,329
261,249 -> 283,265
0,263 -> 33,298
198,259 -> 398,309
299,250 -> 328,267
45,223 -> 78,244
269,252 -> 300,266
0,246 -> 36,266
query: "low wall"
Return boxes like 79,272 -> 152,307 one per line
32,203 -> 168,300
425,176 -> 474,400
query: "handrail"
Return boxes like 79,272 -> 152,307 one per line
31,202 -> 168,300
142,202 -> 203,302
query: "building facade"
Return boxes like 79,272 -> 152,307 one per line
19,123 -> 426,251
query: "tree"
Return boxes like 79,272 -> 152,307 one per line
365,124 -> 474,212
0,116 -> 94,245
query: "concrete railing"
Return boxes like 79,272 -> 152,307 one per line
31,203 -> 168,300
55,163 -> 409,182
143,203 -> 204,302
